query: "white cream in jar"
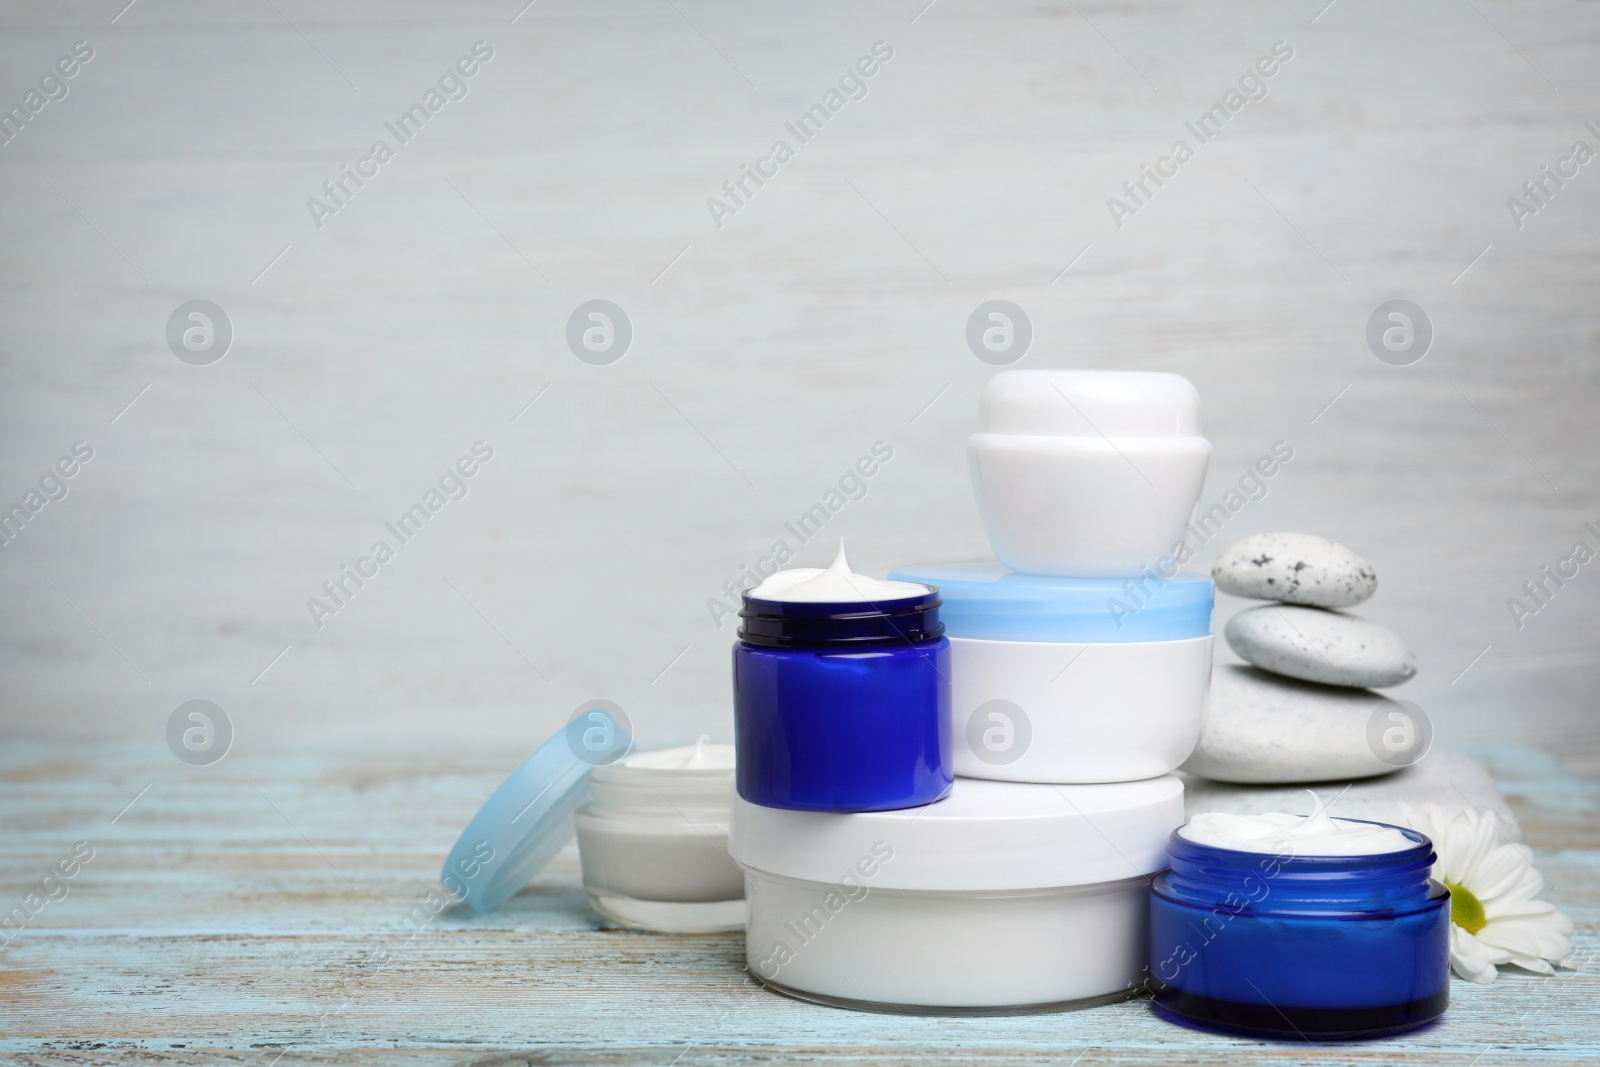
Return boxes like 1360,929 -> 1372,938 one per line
1180,804 -> 1414,856
750,542 -> 927,603
574,738 -> 745,933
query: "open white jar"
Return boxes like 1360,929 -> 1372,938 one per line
574,740 -> 745,933
968,370 -> 1211,577
731,775 -> 1183,1013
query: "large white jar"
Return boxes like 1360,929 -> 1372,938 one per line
731,775 -> 1183,1013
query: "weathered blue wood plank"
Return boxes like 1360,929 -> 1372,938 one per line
1,742 -> 1596,1066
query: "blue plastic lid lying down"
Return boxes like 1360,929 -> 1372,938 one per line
887,562 -> 1212,643
440,707 -> 632,913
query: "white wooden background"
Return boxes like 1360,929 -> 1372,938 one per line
0,0 -> 1596,759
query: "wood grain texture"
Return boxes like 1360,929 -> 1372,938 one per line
1,742 -> 1596,1065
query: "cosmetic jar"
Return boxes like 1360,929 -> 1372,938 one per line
734,555 -> 951,813
440,707 -> 632,915
888,562 -> 1211,784
731,775 -> 1183,1013
1149,819 -> 1450,1039
574,740 -> 745,933
968,370 -> 1211,577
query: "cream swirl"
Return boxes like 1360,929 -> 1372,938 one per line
750,541 -> 928,604
1180,793 -> 1415,856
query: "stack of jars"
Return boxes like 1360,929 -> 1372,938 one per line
729,370 -> 1216,1014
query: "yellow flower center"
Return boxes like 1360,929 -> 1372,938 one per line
1447,881 -> 1488,934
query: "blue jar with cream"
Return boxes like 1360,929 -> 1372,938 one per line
1149,808 -> 1450,1039
734,544 -> 951,812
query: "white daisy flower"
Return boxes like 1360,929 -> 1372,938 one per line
1403,804 -> 1574,984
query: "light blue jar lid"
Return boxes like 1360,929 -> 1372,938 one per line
887,562 -> 1213,643
440,707 -> 631,913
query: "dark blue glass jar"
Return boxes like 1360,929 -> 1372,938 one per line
734,587 -> 951,812
1149,822 -> 1450,1039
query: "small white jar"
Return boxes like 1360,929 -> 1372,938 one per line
731,775 -> 1183,1013
574,740 -> 745,933
890,562 -> 1212,784
968,370 -> 1211,577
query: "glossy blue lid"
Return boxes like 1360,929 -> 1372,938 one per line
887,562 -> 1212,643
440,708 -> 631,913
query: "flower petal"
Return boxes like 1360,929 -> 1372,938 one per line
1433,807 -> 1500,887
1438,812 -> 1483,884
1458,816 -> 1505,885
1473,846 -> 1543,907
1477,916 -> 1574,962
1451,952 -> 1500,983
1450,925 -> 1508,982
1503,954 -> 1557,976
1412,805 -> 1459,879
1488,899 -> 1572,926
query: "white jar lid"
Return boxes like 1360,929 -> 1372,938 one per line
978,370 -> 1202,438
730,775 -> 1183,891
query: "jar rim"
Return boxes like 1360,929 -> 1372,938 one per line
738,588 -> 944,648
740,586 -> 938,616
1167,819 -> 1431,866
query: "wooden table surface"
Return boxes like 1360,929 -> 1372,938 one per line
2,741 -> 1595,1065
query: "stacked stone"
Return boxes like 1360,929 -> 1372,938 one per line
1183,532 -> 1427,785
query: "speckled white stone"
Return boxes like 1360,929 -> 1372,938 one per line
1181,665 -> 1412,784
1225,604 -> 1417,687
1212,532 -> 1378,608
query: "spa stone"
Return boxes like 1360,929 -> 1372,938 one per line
1225,604 -> 1416,688
1212,532 -> 1377,608
1182,665 -> 1411,784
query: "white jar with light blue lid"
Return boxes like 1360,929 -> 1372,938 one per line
888,562 -> 1213,784
439,708 -> 745,933
440,708 -> 634,914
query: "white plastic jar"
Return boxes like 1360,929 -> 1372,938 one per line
968,370 -> 1211,577
890,562 -> 1212,784
730,775 -> 1183,1013
574,740 -> 745,933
